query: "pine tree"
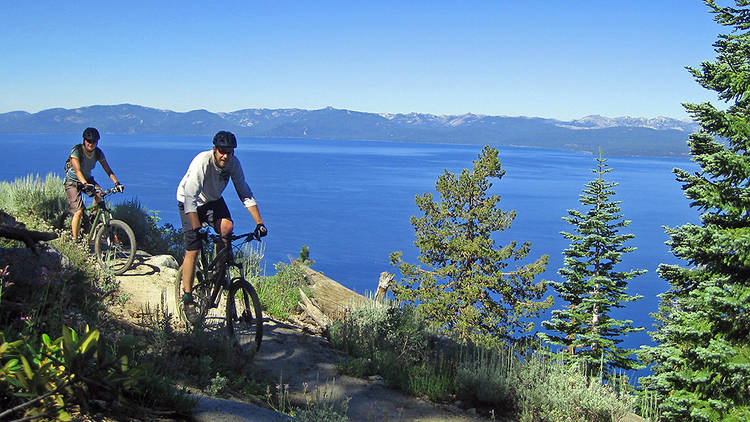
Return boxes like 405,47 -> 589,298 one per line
639,1 -> 750,420
539,154 -> 645,377
390,145 -> 551,348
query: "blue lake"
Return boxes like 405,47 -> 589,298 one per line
1,133 -> 698,371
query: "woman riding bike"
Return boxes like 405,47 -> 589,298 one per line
64,127 -> 124,240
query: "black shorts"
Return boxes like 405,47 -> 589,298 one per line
178,198 -> 232,251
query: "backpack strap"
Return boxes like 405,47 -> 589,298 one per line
74,144 -> 102,160
66,144 -> 101,175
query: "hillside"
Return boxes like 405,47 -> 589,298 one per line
0,104 -> 698,157
114,252 -> 492,421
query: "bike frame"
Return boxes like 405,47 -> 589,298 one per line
198,230 -> 254,311
78,185 -> 121,242
200,238 -> 232,310
83,199 -> 112,243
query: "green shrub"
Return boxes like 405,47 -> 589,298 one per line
111,199 -> 152,245
234,240 -> 266,279
636,389 -> 661,422
404,362 -> 455,402
329,301 -> 432,367
0,326 -> 196,420
294,381 -> 350,422
454,345 -> 516,407
512,357 -> 634,422
297,245 -> 314,266
111,199 -> 183,257
256,262 -> 308,319
0,243 -> 104,340
328,300 -> 637,419
454,344 -> 635,421
171,327 -> 265,398
127,298 -> 266,402
328,301 -> 450,400
0,174 -> 68,229
266,379 -> 349,422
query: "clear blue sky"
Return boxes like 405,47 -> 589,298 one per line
0,1 -> 727,120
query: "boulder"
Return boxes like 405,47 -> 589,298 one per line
148,254 -> 179,269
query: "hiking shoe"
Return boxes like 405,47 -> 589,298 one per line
182,293 -> 200,325
183,302 -> 200,325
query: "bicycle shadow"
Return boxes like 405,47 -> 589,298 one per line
118,252 -> 159,276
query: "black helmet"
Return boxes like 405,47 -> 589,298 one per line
213,131 -> 237,148
82,127 -> 100,142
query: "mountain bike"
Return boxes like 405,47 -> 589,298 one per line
174,227 -> 264,351
79,186 -> 137,275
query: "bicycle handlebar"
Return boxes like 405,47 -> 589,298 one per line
96,186 -> 121,197
225,232 -> 260,242
79,181 -> 121,198
202,229 -> 260,244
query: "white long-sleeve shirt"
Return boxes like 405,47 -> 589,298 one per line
176,150 -> 257,214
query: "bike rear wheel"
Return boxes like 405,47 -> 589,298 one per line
94,219 -> 136,275
226,277 -> 263,352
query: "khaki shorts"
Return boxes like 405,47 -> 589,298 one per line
64,179 -> 97,214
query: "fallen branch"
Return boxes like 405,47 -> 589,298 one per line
296,265 -> 370,320
0,381 -> 71,420
0,224 -> 58,254
298,288 -> 332,329
375,271 -> 394,300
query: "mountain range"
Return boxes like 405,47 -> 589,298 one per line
0,104 -> 700,157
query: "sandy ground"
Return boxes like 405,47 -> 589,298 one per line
113,252 -> 491,422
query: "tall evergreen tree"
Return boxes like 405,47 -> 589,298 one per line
639,1 -> 750,420
540,154 -> 645,376
390,145 -> 551,348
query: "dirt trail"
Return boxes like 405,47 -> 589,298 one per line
109,252 -> 180,321
114,252 -> 491,422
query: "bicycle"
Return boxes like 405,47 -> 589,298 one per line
174,227 -> 264,352
79,186 -> 137,275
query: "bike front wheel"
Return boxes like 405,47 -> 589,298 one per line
94,219 -> 136,275
226,277 -> 263,352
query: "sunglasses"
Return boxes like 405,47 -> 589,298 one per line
217,147 -> 234,156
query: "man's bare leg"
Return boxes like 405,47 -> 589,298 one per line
182,249 -> 199,293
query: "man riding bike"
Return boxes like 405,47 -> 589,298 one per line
176,130 -> 267,322
64,127 -> 124,240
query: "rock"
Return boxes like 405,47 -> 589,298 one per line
0,247 -> 68,282
148,254 -> 179,269
160,267 -> 178,280
190,394 -> 296,421
618,413 -> 647,422
42,243 -> 70,269
367,375 -> 386,386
